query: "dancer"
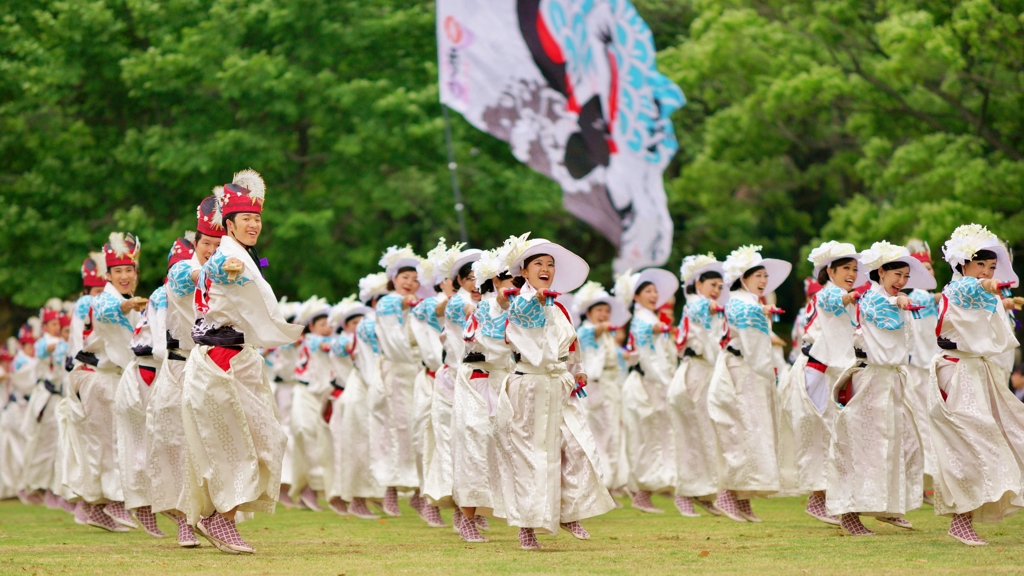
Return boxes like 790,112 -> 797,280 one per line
617,268 -> 679,514
267,297 -> 302,508
332,272 -> 390,520
64,233 -> 147,532
180,170 -> 304,554
825,240 -> 933,535
451,248 -> 514,542
778,241 -> 864,525
291,296 -> 334,511
572,281 -> 630,497
21,301 -> 68,506
905,238 -> 940,503
928,224 -> 1024,545
708,245 -> 791,522
148,203 -> 222,548
426,247 -> 482,533
1,321 -> 39,502
668,254 -> 726,518
495,234 -> 615,550
113,271 -> 167,538
370,246 -> 426,516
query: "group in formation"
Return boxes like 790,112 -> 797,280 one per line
1,169 -> 1023,554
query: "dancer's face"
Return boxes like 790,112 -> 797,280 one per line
697,278 -> 722,300
227,213 -> 262,247
878,265 -> 910,296
522,255 -> 555,291
829,260 -> 859,290
587,303 -> 611,324
195,234 -> 222,264
393,270 -> 420,296
310,316 -> 331,337
963,259 -> 997,280
743,269 -> 768,297
634,284 -> 659,311
107,265 -> 136,296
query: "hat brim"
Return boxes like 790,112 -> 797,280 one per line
576,295 -> 631,328
683,262 -> 725,287
386,257 -> 422,280
511,241 -> 590,293
873,256 -> 936,291
635,268 -> 679,309
811,254 -> 870,288
340,306 -> 373,326
450,249 -> 483,281
415,285 -> 437,300
752,259 -> 792,295
990,246 -> 1019,286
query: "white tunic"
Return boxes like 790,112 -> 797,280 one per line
578,319 -> 627,490
20,333 -> 68,492
907,288 -> 940,478
289,332 -> 333,497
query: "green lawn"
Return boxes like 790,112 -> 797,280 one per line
2,494 -> 1022,575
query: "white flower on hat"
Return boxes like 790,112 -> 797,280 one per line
722,245 -> 763,285
379,244 -> 419,270
472,248 -> 507,291
359,272 -> 390,303
808,241 -> 857,269
612,269 -> 635,307
680,253 -> 716,284
942,224 -> 998,267
498,232 -> 533,270
417,238 -> 446,285
859,241 -> 908,270
295,295 -> 331,327
436,243 -> 467,283
573,281 -> 608,313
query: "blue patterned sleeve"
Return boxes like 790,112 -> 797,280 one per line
357,319 -> 380,354
376,294 -> 404,325
307,334 -> 332,352
817,285 -> 848,318
577,325 -> 598,350
411,297 -> 443,332
475,300 -> 508,339
630,319 -> 656,350
944,278 -> 999,314
167,261 -> 196,298
94,292 -> 133,331
331,334 -> 352,358
445,295 -> 468,328
74,296 -> 92,320
685,299 -> 713,330
150,286 -> 168,311
205,251 -> 249,286
909,289 -> 938,318
35,338 -> 50,359
508,295 -> 546,329
859,290 -> 905,331
726,298 -> 770,335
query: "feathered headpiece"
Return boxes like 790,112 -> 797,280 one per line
40,298 -> 63,324
359,272 -> 390,304
104,232 -> 141,269
81,252 -> 107,287
906,238 -> 931,264
679,253 -> 720,286
167,232 -> 196,269
18,317 -> 41,345
295,296 -> 331,327
472,248 -> 507,291
217,169 -> 266,217
197,193 -> 225,237
379,245 -> 421,280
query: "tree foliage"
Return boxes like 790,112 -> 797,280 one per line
2,0 -> 1023,335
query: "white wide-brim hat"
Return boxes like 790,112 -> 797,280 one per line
510,240 -> 590,293
878,255 -> 937,291
329,303 -> 373,328
684,261 -> 725,288
732,259 -> 791,295
812,253 -> 870,288
576,294 -> 631,327
450,249 -> 483,280
634,268 -> 679,309
386,257 -> 421,280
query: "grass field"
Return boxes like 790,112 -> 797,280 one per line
2,494 -> 1023,575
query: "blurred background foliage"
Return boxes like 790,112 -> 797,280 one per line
2,0 -> 1023,338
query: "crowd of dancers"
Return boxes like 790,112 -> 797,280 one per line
1,168 -> 1023,554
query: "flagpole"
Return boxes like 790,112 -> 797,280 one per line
442,104 -> 470,244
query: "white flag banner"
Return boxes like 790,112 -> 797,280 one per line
437,0 -> 685,272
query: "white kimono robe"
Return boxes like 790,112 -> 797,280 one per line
777,282 -> 855,494
907,288 -> 940,479
622,307 -> 677,493
707,290 -> 781,497
409,295 -> 444,494
577,319 -> 627,491
452,295 -> 510,516
495,287 -> 615,534
929,277 -> 1024,522
62,282 -> 139,504
267,342 -> 299,483
323,332 -> 355,502
668,295 -> 724,499
54,294 -> 93,500
370,292 -> 421,490
20,333 -> 68,492
178,236 -> 303,524
114,287 -> 166,510
1,352 -> 37,498
147,257 -> 199,514
290,332 -> 334,498
331,317 -> 385,502
826,282 -> 923,517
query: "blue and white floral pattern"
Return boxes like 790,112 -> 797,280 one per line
205,252 -> 248,286
684,298 -> 713,330
357,319 -> 380,355
726,297 -> 769,335
630,318 -> 656,350
909,289 -> 939,318
93,291 -> 134,331
577,325 -> 598,350
167,260 -> 195,298
509,296 -> 546,329
331,334 -> 353,358
945,278 -> 999,314
817,285 -> 848,318
445,294 -> 468,328
74,295 -> 93,321
411,297 -> 442,332
150,285 -> 168,311
859,289 -> 904,331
